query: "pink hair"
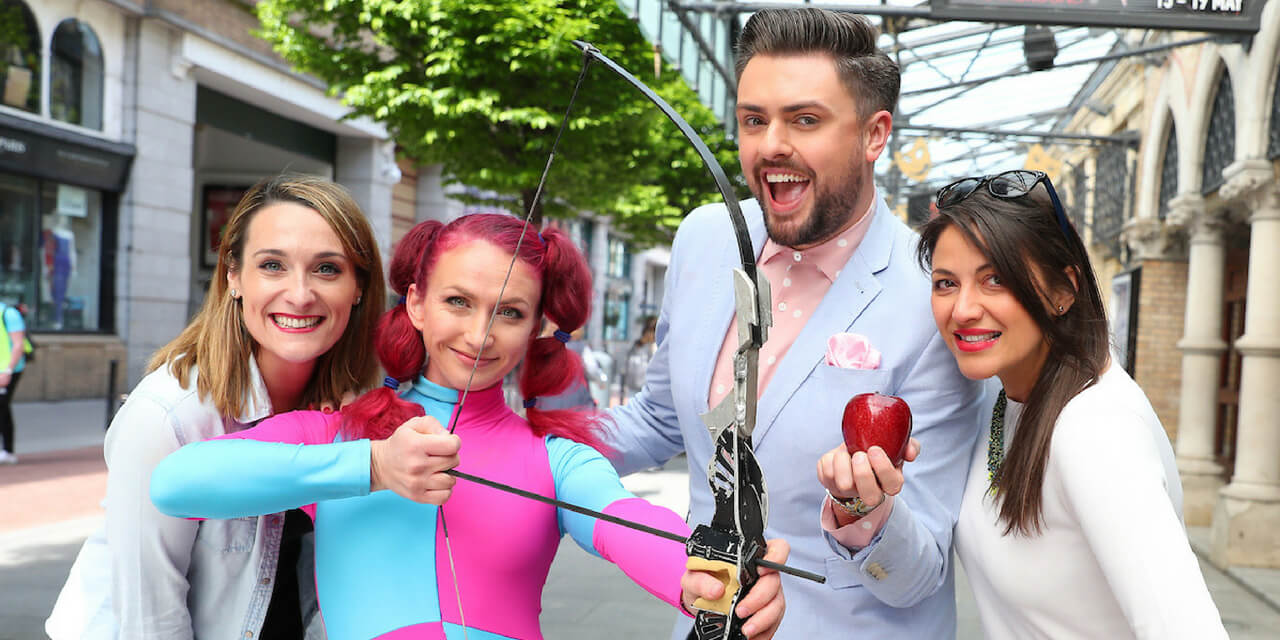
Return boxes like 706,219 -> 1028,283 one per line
341,213 -> 609,451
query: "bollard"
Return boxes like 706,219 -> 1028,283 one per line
105,359 -> 118,430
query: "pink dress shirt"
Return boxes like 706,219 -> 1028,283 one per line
706,199 -> 893,547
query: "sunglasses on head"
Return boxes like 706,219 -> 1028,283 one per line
935,170 -> 1071,236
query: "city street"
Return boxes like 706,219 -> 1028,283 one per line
6,5 -> 1280,636
2,399 -> 1279,639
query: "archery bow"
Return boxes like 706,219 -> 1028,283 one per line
563,40 -> 775,640
437,39 -> 822,640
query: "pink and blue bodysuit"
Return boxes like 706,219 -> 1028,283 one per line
151,378 -> 691,639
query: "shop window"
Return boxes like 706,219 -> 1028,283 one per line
606,235 -> 630,279
0,173 -> 38,309
0,0 -> 40,114
50,19 -> 104,130
37,182 -> 102,330
603,291 -> 630,342
0,177 -> 106,332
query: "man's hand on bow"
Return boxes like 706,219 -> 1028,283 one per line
680,538 -> 790,639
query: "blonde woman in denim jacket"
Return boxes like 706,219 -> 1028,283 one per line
46,175 -> 385,639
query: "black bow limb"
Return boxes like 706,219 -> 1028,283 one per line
562,41 -> 821,640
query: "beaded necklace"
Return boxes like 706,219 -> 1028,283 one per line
986,389 -> 1008,494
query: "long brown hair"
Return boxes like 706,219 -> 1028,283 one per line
916,186 -> 1110,536
150,174 -> 386,417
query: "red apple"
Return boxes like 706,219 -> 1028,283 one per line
841,393 -> 913,467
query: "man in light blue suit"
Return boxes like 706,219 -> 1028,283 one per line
606,8 -> 984,639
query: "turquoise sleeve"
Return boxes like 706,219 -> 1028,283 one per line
3,307 -> 24,332
546,437 -> 635,556
150,439 -> 372,519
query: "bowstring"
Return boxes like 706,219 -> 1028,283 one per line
436,48 -> 596,639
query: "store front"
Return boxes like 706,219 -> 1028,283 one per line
0,111 -> 133,399
187,85 -> 337,314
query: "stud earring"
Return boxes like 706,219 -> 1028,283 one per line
1057,305 -> 1065,314
230,288 -> 238,299
354,295 -> 362,306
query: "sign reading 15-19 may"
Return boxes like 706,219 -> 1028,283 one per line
930,0 -> 1265,34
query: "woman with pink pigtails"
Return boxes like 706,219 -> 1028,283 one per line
150,213 -> 788,639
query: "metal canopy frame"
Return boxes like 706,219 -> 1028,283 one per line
634,0 -> 1241,217
896,124 -> 1139,145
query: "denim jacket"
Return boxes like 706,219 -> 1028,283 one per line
46,358 -> 323,639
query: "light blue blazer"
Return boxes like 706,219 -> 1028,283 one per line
606,196 -> 985,639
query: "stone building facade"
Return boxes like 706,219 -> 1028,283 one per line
1058,3 -> 1280,568
1,0 -> 402,400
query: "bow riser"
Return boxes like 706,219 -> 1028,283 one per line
690,266 -> 773,640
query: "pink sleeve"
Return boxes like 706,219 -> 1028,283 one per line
593,498 -> 693,615
215,409 -> 344,446
821,494 -> 895,549
211,410 -> 345,520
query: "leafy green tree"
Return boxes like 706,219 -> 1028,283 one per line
255,0 -> 744,244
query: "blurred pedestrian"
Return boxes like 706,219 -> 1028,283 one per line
620,315 -> 657,400
0,298 -> 30,464
536,324 -> 595,410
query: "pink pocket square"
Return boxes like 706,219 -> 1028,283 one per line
825,333 -> 881,370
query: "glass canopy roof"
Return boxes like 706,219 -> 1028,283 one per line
621,0 -> 1168,204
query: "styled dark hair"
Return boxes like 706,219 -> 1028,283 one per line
915,186 -> 1110,536
341,213 -> 607,450
734,8 -> 900,117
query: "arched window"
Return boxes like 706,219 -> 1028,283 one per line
1068,161 -> 1088,231
1094,146 -> 1129,258
1158,126 -> 1178,220
0,0 -> 41,114
50,19 -> 103,129
1202,72 -> 1235,195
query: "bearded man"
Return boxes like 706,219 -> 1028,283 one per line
607,8 -> 985,638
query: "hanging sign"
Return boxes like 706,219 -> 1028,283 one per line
1024,144 -> 1064,184
930,0 -> 1264,34
894,138 -> 932,183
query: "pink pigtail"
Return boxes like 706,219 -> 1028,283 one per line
341,221 -> 443,441
521,227 -> 612,453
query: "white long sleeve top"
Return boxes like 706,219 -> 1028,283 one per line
955,364 -> 1227,639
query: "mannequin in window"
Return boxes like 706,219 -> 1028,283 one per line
43,215 -> 76,329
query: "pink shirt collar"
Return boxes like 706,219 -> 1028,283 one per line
758,198 -> 877,282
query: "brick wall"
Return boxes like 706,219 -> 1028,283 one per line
1133,258 -> 1188,440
